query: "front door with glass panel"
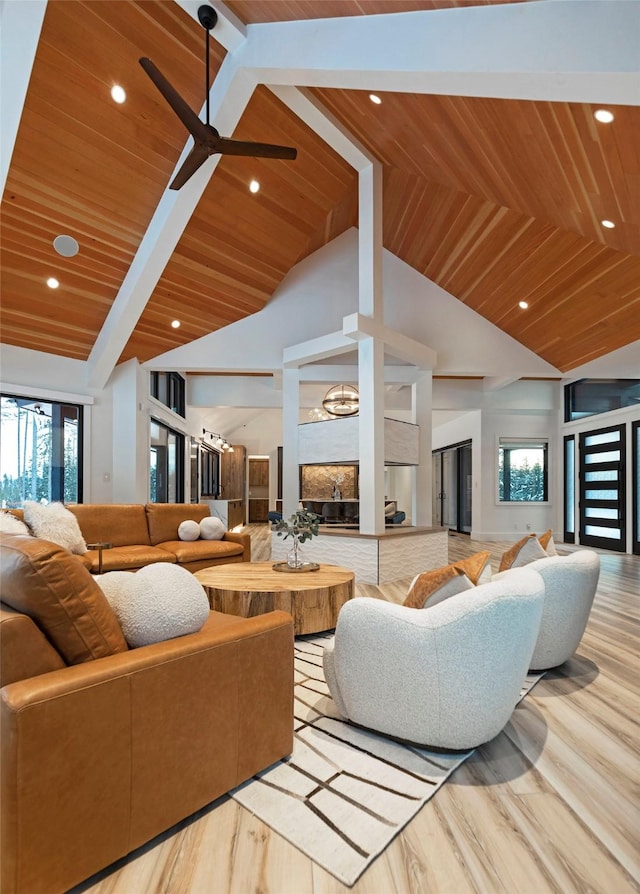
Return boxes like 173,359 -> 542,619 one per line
579,424 -> 626,551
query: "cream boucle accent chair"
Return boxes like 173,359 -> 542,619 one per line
323,568 -> 545,750
520,550 -> 600,671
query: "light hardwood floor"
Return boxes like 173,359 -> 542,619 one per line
74,527 -> 640,894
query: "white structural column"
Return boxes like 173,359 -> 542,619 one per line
358,160 -> 385,533
282,367 -> 300,518
412,372 -> 434,526
358,163 -> 383,319
358,336 -> 386,533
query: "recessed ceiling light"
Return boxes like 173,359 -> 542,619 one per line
518,300 -> 529,309
171,320 -> 181,329
53,234 -> 79,257
111,85 -> 126,104
594,109 -> 614,123
46,277 -> 59,289
249,179 -> 260,194
601,219 -> 616,229
369,94 -> 382,105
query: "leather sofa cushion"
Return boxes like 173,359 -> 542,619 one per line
68,504 -> 152,547
0,534 -> 128,664
86,545 -> 176,573
145,503 -> 211,546
1,603 -> 66,685
157,539 -> 244,564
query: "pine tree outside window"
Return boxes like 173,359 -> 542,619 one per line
498,438 -> 548,503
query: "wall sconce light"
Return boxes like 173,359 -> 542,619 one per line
322,384 -> 359,417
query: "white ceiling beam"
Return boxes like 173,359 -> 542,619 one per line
86,57 -> 256,390
296,365 -> 420,384
233,1 -> 640,105
283,331 -> 356,368
342,313 -> 437,370
0,0 -> 47,195
267,85 -> 375,171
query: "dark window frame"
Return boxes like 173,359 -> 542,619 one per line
150,371 -> 186,418
563,434 -> 575,543
633,420 -> 639,556
565,378 -> 640,422
0,392 -> 84,505
149,417 -> 185,503
498,438 -> 549,503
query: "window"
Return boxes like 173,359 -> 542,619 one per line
563,435 -> 575,542
565,379 -> 640,422
0,394 -> 83,506
200,445 -> 220,498
150,419 -> 184,503
498,438 -> 548,503
150,371 -> 185,417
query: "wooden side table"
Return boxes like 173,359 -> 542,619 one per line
195,561 -> 355,635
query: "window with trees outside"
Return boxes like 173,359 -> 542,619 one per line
0,394 -> 83,507
498,438 -> 548,503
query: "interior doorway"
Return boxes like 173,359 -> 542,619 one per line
248,456 -> 270,523
432,441 -> 472,534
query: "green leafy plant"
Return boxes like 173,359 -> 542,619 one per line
274,508 -> 320,544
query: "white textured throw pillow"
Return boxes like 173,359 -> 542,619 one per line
178,519 -> 201,541
99,564 -> 209,648
0,511 -> 30,535
23,501 -> 87,554
199,516 -> 226,540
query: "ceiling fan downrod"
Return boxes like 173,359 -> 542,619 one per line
197,5 -> 217,128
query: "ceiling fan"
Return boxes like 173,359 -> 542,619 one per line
139,5 -> 297,190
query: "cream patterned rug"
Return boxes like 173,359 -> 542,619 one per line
231,634 -> 544,887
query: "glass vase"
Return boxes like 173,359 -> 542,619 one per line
287,541 -> 304,568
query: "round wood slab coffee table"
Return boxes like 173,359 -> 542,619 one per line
195,561 -> 355,635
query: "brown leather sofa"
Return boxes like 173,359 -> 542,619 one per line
0,533 -> 294,894
10,502 -> 250,573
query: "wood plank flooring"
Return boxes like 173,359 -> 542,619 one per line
73,527 -> 640,894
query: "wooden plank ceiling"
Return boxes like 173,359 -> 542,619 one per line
1,0 -> 639,375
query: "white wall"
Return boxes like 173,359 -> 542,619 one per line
479,412 -> 556,541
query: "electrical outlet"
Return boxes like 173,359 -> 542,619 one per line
526,523 -> 531,530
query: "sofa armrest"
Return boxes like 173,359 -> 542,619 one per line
1,610 -> 293,894
223,530 -> 251,561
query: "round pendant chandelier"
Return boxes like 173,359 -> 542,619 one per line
322,384 -> 359,417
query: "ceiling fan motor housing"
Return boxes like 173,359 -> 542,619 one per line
197,5 -> 217,30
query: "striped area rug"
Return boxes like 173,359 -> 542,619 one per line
231,634 -> 544,887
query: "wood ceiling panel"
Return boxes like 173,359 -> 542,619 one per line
120,86 -> 358,363
226,0 -> 531,25
312,91 -> 640,256
384,170 -> 640,370
0,0 -> 224,361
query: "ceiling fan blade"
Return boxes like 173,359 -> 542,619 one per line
169,143 -> 210,190
139,57 -> 210,144
215,137 -> 297,160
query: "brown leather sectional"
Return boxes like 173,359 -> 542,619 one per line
0,533 -> 294,894
11,502 -> 251,573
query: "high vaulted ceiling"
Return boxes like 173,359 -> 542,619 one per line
1,0 -> 639,388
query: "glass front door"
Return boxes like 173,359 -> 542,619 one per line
579,424 -> 625,551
